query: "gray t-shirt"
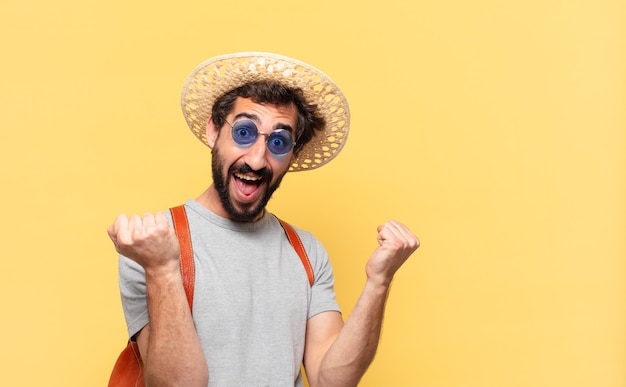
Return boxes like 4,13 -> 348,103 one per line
118,199 -> 341,386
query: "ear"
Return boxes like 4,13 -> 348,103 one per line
205,116 -> 218,148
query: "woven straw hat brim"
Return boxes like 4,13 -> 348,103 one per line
181,52 -> 350,172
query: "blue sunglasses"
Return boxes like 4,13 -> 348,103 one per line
226,119 -> 296,156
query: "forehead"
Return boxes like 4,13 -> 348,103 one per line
229,97 -> 298,127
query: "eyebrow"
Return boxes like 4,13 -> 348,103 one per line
232,112 -> 295,135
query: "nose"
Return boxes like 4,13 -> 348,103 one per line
243,134 -> 268,171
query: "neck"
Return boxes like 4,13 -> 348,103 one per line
195,185 -> 227,218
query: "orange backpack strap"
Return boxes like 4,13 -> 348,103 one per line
278,219 -> 315,286
170,205 -> 195,311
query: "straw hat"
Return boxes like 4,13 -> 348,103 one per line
181,52 -> 350,172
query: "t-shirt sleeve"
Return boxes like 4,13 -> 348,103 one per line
299,231 -> 342,319
118,254 -> 149,338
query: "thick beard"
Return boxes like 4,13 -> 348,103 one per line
211,146 -> 286,222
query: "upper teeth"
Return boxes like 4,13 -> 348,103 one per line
235,173 -> 261,181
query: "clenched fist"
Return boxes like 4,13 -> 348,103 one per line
107,212 -> 180,274
366,220 -> 420,287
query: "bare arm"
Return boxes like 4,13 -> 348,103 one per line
304,220 -> 419,387
108,212 -> 209,387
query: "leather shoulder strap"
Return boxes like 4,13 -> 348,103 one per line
170,205 -> 195,312
278,219 -> 315,286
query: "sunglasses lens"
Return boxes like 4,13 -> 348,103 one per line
231,120 -> 258,146
267,130 -> 294,155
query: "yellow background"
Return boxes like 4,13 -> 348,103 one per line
1,0 -> 624,386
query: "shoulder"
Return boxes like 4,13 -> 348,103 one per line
272,216 -> 322,249
271,217 -> 332,273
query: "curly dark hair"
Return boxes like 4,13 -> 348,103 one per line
211,81 -> 326,155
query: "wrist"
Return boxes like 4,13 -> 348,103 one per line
144,260 -> 181,282
364,276 -> 392,295
365,265 -> 394,289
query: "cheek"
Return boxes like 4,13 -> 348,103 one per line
268,156 -> 293,179
213,139 -> 244,165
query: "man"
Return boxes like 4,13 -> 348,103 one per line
108,52 -> 419,387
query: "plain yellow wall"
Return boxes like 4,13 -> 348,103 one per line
1,0 -> 624,386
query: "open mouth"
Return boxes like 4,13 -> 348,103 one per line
233,172 -> 265,198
